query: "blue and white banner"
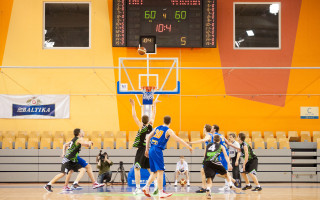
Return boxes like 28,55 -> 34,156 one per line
0,95 -> 70,119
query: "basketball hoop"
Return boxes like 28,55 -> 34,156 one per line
141,86 -> 156,119
142,86 -> 156,105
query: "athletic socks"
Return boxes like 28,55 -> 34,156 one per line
257,185 -> 260,188
136,184 -> 140,189
47,182 -> 52,185
174,180 -> 178,185
187,180 -> 190,185
206,187 -> 211,192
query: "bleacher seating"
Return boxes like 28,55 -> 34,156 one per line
17,131 -> 28,140
27,138 -> 39,149
166,139 -> 177,149
53,138 -> 63,149
4,131 -> 15,140
91,138 -> 102,149
40,138 -> 51,149
41,131 -> 52,140
279,138 -> 290,149
267,138 -> 277,149
313,131 -> 320,142
288,131 -> 298,140
1,130 -> 320,150
252,131 -> 262,141
2,138 -> 13,149
276,131 -> 286,141
300,131 -> 311,142
264,131 -> 274,142
15,138 -> 26,149
190,131 -> 202,149
103,138 -> 114,149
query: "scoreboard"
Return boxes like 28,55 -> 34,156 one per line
113,0 -> 217,48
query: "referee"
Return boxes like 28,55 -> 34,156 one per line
228,133 -> 241,187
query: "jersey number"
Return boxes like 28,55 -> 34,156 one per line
154,130 -> 163,139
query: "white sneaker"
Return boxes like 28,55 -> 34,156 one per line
142,186 -> 151,197
92,182 -> 104,189
218,185 -> 230,191
134,188 -> 143,195
159,191 -> 173,198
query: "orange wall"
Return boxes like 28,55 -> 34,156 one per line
111,0 -> 320,135
0,0 -> 319,135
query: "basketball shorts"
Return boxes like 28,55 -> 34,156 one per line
134,147 -> 150,169
204,161 -> 227,179
241,158 -> 258,175
61,161 -> 82,174
149,146 -> 165,173
77,156 -> 89,168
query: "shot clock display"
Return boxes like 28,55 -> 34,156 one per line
113,0 -> 216,48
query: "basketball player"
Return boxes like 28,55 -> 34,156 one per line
44,129 -> 103,192
190,124 -> 238,193
189,124 -> 214,193
211,125 -> 240,190
129,99 -> 159,195
142,116 -> 193,198
203,135 -> 240,199
238,133 -> 262,191
228,133 -> 241,187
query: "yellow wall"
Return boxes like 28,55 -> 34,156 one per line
0,0 -> 119,133
0,0 -> 319,136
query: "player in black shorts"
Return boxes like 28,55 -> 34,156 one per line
238,132 -> 262,191
203,135 -> 240,199
129,99 -> 159,195
44,128 -> 99,192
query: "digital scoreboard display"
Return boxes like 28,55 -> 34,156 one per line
113,0 -> 216,48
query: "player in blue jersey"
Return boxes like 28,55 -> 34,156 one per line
142,116 -> 192,198
190,124 -> 239,193
189,124 -> 214,193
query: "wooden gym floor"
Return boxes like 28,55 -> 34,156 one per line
0,183 -> 319,200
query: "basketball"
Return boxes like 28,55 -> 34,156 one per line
180,178 -> 187,186
137,47 -> 146,55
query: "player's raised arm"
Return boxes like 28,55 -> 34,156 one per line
149,100 -> 160,125
168,129 -> 192,153
225,138 -> 241,151
130,99 -> 143,128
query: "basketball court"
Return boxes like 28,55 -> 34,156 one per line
1,183 -> 320,200
1,0 -> 320,200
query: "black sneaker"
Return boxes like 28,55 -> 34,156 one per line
234,180 -> 240,188
71,183 -> 82,190
44,184 -> 53,192
195,188 -> 206,193
242,185 -> 252,190
252,187 -> 262,191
